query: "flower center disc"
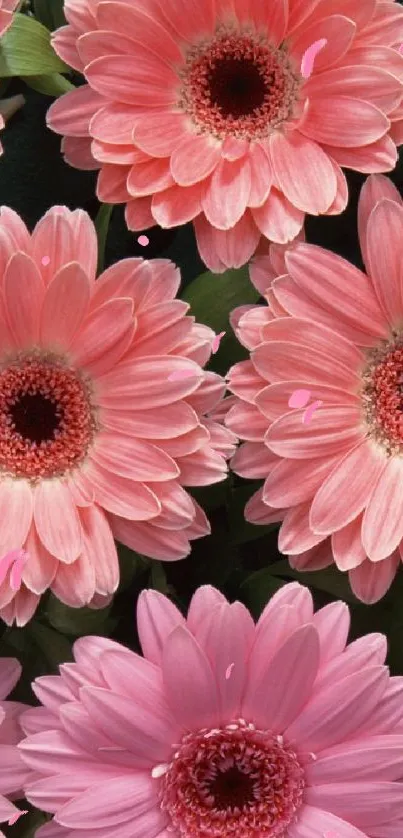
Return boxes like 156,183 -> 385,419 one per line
180,31 -> 301,140
0,354 -> 95,480
362,341 -> 403,454
159,720 -> 305,838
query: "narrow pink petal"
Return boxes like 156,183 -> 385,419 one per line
300,97 -> 390,147
111,514 -> 194,560
288,806 -> 369,838
96,357 -> 203,409
162,625 -> 220,729
80,505 -> 119,596
349,554 -> 400,604
202,158 -> 251,230
279,501 -> 326,554
85,53 -> 177,107
82,460 -> 161,521
267,408 -> 364,459
289,541 -> 334,571
186,585 -> 227,634
21,525 -> 57,594
305,734 -> 403,785
158,0 -> 215,42
321,135 -> 397,175
4,253 -> 44,346
198,602 -> 254,722
231,442 -> 278,479
305,782 -> 403,829
102,402 -> 199,439
242,625 -> 320,730
62,136 -> 99,171
232,0 -> 287,41
34,481 -> 82,563
91,434 -> 179,482
51,25 -> 84,72
286,667 -> 389,752
170,135 -> 221,186
0,480 -> 33,555
312,601 -> 350,663
70,297 -> 134,372
133,111 -> 189,158
31,208 -> 82,282
263,454 -> 341,508
285,243 -> 387,340
260,317 -> 364,370
127,158 -> 174,198
357,173 -> 402,271
96,1 -> 183,64
56,775 -> 159,829
331,516 -> 367,571
152,182 -> 203,227
40,262 -> 90,349
125,197 -> 154,231
253,338 -> 355,390
310,441 -> 386,535
270,132 -> 337,213
47,85 -> 105,137
365,198 -> 403,324
257,581 -> 314,625
362,459 -> 403,561
288,15 -> 356,68
79,686 -> 176,763
252,189 -> 305,243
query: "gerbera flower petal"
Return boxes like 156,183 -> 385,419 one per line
40,263 -> 91,350
34,481 -> 82,563
269,132 -> 337,214
365,198 -> 403,322
4,253 -> 44,347
162,625 -> 220,729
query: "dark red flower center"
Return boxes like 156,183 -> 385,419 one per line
0,353 -> 96,480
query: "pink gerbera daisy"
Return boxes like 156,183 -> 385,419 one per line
18,582 -> 403,838
0,658 -> 31,836
226,173 -> 403,603
0,205 -> 234,626
47,0 -> 403,272
0,0 -> 18,38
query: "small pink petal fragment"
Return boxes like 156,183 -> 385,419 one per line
225,663 -> 235,680
151,763 -> 170,779
137,235 -> 149,246
301,38 -> 327,78
8,811 -> 28,826
41,255 -> 50,266
288,388 -> 311,409
302,399 -> 323,424
212,331 -> 226,354
399,43 -> 403,55
168,369 -> 198,381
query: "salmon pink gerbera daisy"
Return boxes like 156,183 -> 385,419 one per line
0,658 -> 31,837
0,205 -> 235,627
47,0 -> 403,272
226,174 -> 403,604
18,582 -> 403,838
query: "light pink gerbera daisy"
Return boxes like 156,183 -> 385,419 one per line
0,0 -> 18,39
0,205 -> 235,627
226,173 -> 403,604
18,582 -> 403,838
0,658 -> 31,836
47,0 -> 403,272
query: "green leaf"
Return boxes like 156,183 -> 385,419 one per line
117,544 -> 150,591
33,0 -> 67,30
44,594 -> 115,637
0,14 -> 69,77
26,620 -> 73,670
150,561 -> 170,593
240,568 -> 286,618
21,73 -> 74,96
95,203 -> 113,274
182,266 -> 259,333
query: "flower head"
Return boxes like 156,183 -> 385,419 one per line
18,582 -> 403,838
227,173 -> 403,603
47,0 -> 403,272
0,658 -> 31,837
0,205 -> 234,626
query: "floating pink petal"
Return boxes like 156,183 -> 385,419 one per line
288,389 -> 311,409
8,811 -> 28,826
212,331 -> 226,354
41,255 -> 50,266
137,235 -> 149,246
225,662 -> 235,680
302,399 -> 323,424
300,38 -> 327,79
